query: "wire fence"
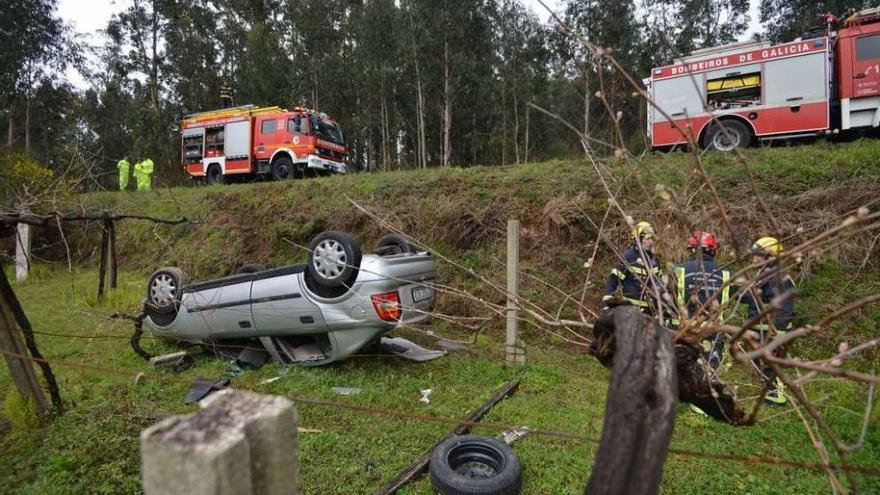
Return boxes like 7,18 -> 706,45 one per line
1,345 -> 878,478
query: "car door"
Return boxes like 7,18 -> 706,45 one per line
250,271 -> 326,335
852,33 -> 880,98
181,278 -> 255,338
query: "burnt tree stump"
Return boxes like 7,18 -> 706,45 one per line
586,306 -> 678,495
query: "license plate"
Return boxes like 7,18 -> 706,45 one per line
411,285 -> 434,302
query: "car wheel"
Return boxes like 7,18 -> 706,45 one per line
206,164 -> 224,185
237,263 -> 267,274
702,120 -> 752,151
429,435 -> 522,495
272,157 -> 294,181
306,231 -> 362,289
375,233 -> 417,255
146,267 -> 188,326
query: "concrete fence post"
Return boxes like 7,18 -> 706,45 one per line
141,389 -> 299,495
506,219 -> 524,366
15,223 -> 30,281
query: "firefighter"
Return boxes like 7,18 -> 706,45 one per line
602,221 -> 663,314
742,236 -> 795,405
135,158 -> 154,191
673,231 -> 732,373
117,158 -> 130,191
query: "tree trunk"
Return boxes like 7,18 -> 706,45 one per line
583,64 -> 591,150
586,307 -> 677,495
524,104 -> 529,164
380,94 -> 389,172
442,38 -> 451,167
501,90 -> 507,166
7,105 -> 14,148
24,94 -> 30,156
513,91 -> 520,165
150,0 -> 159,110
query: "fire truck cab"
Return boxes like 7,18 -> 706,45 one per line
182,105 -> 347,184
646,7 -> 880,151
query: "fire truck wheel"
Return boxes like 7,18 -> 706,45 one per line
306,231 -> 362,289
206,164 -> 224,185
272,157 -> 294,181
293,162 -> 306,180
702,120 -> 752,151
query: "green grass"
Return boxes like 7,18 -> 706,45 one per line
3,140 -> 880,493
0,267 -> 877,494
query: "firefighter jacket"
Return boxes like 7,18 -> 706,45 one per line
740,262 -> 795,332
673,253 -> 732,319
602,246 -> 662,311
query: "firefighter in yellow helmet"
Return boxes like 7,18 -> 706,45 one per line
116,158 -> 130,191
602,221 -> 663,314
741,236 -> 795,405
135,158 -> 154,191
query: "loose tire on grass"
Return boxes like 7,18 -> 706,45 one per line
145,267 -> 188,327
374,233 -> 417,255
306,231 -> 362,289
429,435 -> 522,495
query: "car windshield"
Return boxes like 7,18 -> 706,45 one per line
311,116 -> 344,146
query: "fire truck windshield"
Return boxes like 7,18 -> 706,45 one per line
311,116 -> 345,146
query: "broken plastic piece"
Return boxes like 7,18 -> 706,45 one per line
185,377 -> 230,404
381,337 -> 446,362
331,387 -> 362,396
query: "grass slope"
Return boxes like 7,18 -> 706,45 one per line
1,140 -> 879,493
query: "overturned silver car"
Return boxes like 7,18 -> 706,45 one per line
142,231 -> 437,365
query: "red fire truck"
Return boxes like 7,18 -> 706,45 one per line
181,105 -> 347,184
646,7 -> 880,151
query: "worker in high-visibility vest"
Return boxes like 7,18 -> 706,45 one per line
740,236 -> 795,406
135,158 -> 154,191
117,158 -> 131,191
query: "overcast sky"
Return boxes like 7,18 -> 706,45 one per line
58,0 -> 763,89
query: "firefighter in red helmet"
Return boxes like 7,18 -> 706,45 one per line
673,230 -> 733,376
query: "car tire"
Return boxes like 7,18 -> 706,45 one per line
206,164 -> 224,185
702,120 -> 752,151
145,267 -> 188,326
272,157 -> 294,181
429,435 -> 522,495
237,263 -> 267,274
306,231 -> 362,289
375,233 -> 417,255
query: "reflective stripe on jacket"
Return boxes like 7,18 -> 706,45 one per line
603,246 -> 662,309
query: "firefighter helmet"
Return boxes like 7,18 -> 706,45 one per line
632,221 -> 656,240
688,230 -> 718,255
751,236 -> 783,257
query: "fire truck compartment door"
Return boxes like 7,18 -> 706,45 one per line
182,127 -> 204,138
652,74 -> 705,123
225,120 -> 251,158
853,34 -> 880,98
764,52 -> 828,106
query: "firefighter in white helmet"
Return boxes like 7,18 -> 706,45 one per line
741,236 -> 795,405
602,221 -> 663,315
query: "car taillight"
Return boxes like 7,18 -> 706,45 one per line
371,291 -> 401,322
